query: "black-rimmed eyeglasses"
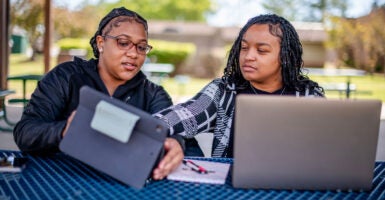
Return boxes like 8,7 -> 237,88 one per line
103,35 -> 153,55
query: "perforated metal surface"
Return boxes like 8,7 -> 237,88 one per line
1,150 -> 385,200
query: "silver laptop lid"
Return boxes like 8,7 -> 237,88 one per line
233,95 -> 381,191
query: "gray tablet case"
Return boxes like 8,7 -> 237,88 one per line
59,86 -> 168,189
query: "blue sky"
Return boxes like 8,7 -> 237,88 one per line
57,0 -> 385,26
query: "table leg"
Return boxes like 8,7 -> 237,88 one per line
346,77 -> 351,99
22,80 -> 27,107
346,82 -> 350,98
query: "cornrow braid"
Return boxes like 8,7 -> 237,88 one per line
223,14 -> 323,94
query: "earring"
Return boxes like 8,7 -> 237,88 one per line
99,48 -> 103,53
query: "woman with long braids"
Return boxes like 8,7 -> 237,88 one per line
154,14 -> 324,158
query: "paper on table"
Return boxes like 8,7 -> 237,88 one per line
0,156 -> 27,173
0,165 -> 23,173
167,159 -> 230,184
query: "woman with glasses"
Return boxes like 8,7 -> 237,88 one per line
13,7 -> 183,180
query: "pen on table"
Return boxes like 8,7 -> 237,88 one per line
182,159 -> 212,174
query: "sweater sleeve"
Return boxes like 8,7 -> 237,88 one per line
154,79 -> 224,138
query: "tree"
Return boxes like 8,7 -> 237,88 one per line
261,0 -> 348,22
53,4 -> 101,39
327,6 -> 385,73
305,0 -> 348,22
10,0 -> 103,60
10,0 -> 212,63
261,0 -> 304,21
107,0 -> 212,21
10,0 -> 44,61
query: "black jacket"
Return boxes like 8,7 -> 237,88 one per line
13,57 -> 173,154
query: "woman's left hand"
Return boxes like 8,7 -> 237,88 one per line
152,138 -> 184,180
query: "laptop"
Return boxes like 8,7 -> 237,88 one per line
60,86 -> 168,189
232,95 -> 382,191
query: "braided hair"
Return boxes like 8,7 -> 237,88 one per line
223,14 -> 323,94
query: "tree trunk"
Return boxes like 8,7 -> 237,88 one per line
30,48 -> 37,61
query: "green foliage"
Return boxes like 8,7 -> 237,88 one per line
147,40 -> 196,73
53,5 -> 101,39
261,0 -> 348,22
327,9 -> 385,72
262,0 -> 301,21
56,38 -> 93,58
54,38 -> 195,69
108,0 -> 212,21
56,38 -> 90,50
10,0 -> 45,59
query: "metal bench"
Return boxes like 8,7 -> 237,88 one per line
322,82 -> 372,98
0,89 -> 16,131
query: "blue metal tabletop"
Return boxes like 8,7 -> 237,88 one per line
1,150 -> 385,200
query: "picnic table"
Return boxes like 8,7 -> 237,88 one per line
7,74 -> 43,107
142,63 -> 174,84
2,150 -> 385,199
306,68 -> 366,98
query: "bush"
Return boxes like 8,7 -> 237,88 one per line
56,38 -> 93,58
55,38 -> 196,72
148,40 -> 195,75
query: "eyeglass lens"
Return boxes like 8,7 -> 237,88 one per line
104,35 -> 152,54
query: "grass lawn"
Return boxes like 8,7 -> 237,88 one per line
310,74 -> 385,102
7,54 -> 385,103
